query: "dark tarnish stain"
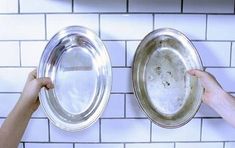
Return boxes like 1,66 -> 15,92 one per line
162,80 -> 171,88
155,66 -> 161,75
166,71 -> 172,77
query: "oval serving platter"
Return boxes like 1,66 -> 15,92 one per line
132,28 -> 203,128
38,26 -> 112,131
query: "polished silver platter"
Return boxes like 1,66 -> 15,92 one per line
132,28 -> 203,128
38,26 -> 112,131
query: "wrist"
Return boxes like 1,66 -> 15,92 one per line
206,89 -> 228,108
18,97 -> 39,114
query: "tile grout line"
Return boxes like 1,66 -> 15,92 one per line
0,40 -> 49,42
99,14 -> 101,38
1,90 -> 233,95
181,0 -> 184,13
150,121 -> 152,142
152,13 -> 155,30
72,0 -> 74,13
174,142 -> 176,148
230,42 -> 233,67
0,65 -> 235,69
73,143 -> 75,148
125,41 -> 127,68
205,14 -> 208,40
3,12 -> 235,15
99,118 -> 102,143
20,141 -> 235,144
2,39 -> 235,42
0,66 -> 36,68
223,141 -> 226,148
124,94 -> 127,118
44,14 -> 47,40
48,119 -> 51,142
18,0 -> 20,13
19,41 -> 22,67
126,0 -> 129,13
200,118 -> 203,141
234,0 -> 235,14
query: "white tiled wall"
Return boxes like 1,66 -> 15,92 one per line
152,119 -> 201,142
0,0 -> 235,148
183,0 -> 234,13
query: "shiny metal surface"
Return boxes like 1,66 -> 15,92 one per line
38,26 -> 112,131
132,28 -> 203,128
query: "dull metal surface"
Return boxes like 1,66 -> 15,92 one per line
132,28 -> 203,128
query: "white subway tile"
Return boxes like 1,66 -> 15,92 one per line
206,68 -> 235,92
0,118 -> 3,125
18,143 -> 23,148
193,41 -> 231,67
32,106 -> 46,118
102,94 -> 124,118
208,15 -> 235,40
74,0 -> 126,12
50,121 -> 99,142
101,14 -> 153,40
0,68 -> 33,92
232,43 -> 235,66
0,15 -> 45,40
152,119 -> 201,141
176,142 -> 223,148
155,14 -> 206,40
0,42 -> 20,66
195,103 -> 220,117
0,93 -> 20,117
25,143 -> 73,148
112,68 -> 132,93
101,119 -> 150,142
22,119 -> 49,142
21,41 -> 47,66
75,144 -> 123,148
126,41 -> 140,67
129,0 -> 181,12
202,119 -> 235,141
20,0 -> 72,13
226,142 -> 235,148
0,93 -> 45,118
183,0 -> 234,13
104,41 -> 126,67
0,0 -> 18,13
46,14 -> 99,39
126,143 -> 174,148
126,94 -> 146,118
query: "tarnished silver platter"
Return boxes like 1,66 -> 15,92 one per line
132,28 -> 203,128
38,26 -> 112,131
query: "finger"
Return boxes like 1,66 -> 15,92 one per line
188,69 -> 222,90
27,69 -> 37,82
35,77 -> 53,89
188,69 -> 213,84
46,81 -> 54,89
187,69 -> 206,78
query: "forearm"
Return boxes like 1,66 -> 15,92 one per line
208,91 -> 235,127
0,97 -> 35,148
